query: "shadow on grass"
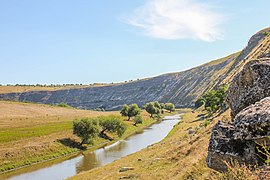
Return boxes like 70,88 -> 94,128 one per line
99,133 -> 113,141
58,138 -> 86,150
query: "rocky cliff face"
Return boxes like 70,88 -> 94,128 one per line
0,54 -> 239,110
227,59 -> 270,117
0,28 -> 269,111
207,58 -> 270,172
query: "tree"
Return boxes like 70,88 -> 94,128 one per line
153,101 -> 161,109
73,118 -> 99,145
120,104 -> 129,117
120,104 -> 141,120
201,84 -> 229,114
144,102 -> 160,118
99,115 -> 127,138
133,115 -> 143,126
127,104 -> 141,120
164,103 -> 175,113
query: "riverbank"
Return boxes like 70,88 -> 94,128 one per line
0,101 -> 175,178
70,109 -> 231,179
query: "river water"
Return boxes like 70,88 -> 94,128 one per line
7,115 -> 181,180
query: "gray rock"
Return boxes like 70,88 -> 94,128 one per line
233,97 -> 270,141
188,129 -> 195,134
206,121 -> 261,172
227,59 -> 270,117
119,167 -> 134,172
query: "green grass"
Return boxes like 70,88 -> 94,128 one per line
0,122 -> 72,143
0,113 -> 157,174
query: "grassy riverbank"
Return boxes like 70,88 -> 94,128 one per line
71,109 -> 231,179
0,100 -> 166,177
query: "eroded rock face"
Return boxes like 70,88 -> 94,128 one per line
207,57 -> 270,172
227,59 -> 270,118
206,121 -> 260,172
233,97 -> 270,141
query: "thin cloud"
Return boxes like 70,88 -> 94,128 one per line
126,0 -> 224,42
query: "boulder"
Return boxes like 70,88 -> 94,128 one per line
206,121 -> 261,172
227,59 -> 270,117
233,97 -> 270,141
119,167 -> 134,172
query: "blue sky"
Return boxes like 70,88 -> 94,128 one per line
0,0 -> 270,85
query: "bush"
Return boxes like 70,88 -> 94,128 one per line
164,103 -> 175,112
57,102 -> 73,108
195,97 -> 205,109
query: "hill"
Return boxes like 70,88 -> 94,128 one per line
0,28 -> 269,110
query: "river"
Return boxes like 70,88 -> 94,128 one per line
6,115 -> 181,180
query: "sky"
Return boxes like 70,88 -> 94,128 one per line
0,0 -> 270,85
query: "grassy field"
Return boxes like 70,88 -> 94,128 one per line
70,109 -> 232,180
0,101 -> 119,172
0,101 -> 161,174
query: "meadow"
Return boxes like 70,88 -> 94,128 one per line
0,100 -> 159,174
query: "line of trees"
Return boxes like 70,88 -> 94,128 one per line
73,115 -> 126,145
73,101 -> 176,146
120,101 -> 176,119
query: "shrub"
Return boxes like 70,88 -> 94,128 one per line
195,97 -> 205,109
164,103 -> 175,112
57,102 -> 73,108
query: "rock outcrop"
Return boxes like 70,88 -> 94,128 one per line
206,121 -> 260,172
207,59 -> 270,172
227,59 -> 270,118
233,97 -> 270,142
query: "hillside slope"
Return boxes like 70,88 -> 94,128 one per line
1,28 -> 270,110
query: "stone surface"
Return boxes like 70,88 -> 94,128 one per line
206,121 -> 261,172
233,97 -> 270,141
119,167 -> 134,172
227,59 -> 270,117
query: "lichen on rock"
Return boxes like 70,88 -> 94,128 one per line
227,59 -> 270,118
207,58 -> 270,172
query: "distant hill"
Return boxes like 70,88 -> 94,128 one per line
1,28 -> 270,110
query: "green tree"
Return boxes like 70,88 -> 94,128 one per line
201,85 -> 229,114
153,101 -> 161,109
127,104 -> 141,120
99,115 -> 127,138
120,104 -> 129,117
164,103 -> 175,113
73,118 -> 99,145
144,102 -> 160,118
133,115 -> 143,126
